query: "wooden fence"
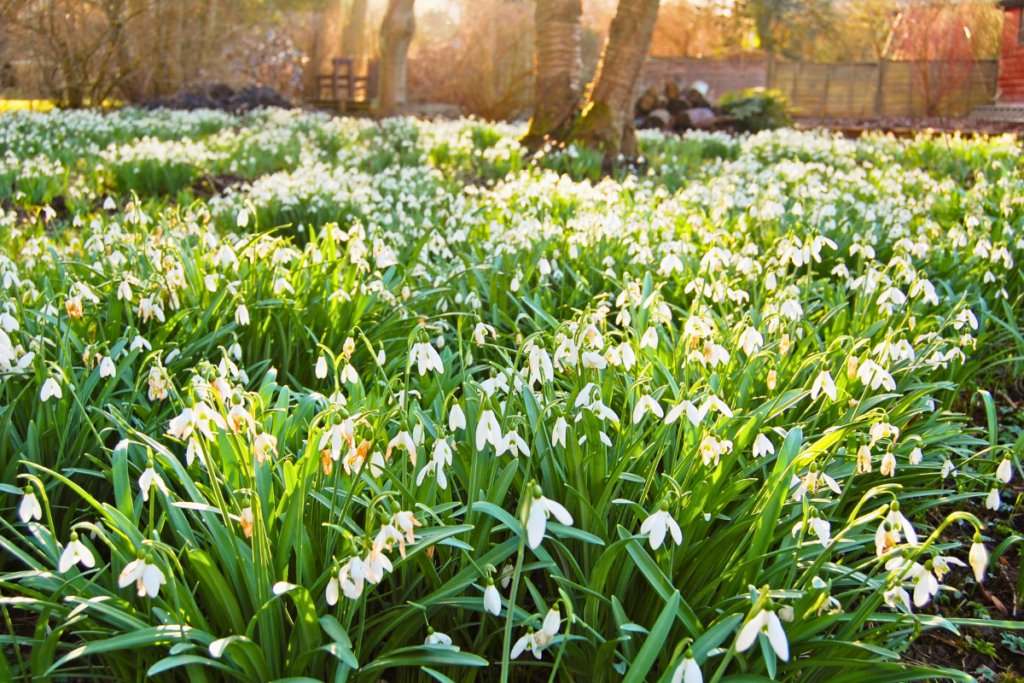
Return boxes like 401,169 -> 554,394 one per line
774,60 -> 998,119
641,58 -> 999,119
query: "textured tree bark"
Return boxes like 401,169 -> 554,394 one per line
342,0 -> 369,59
571,0 -> 660,158
378,0 -> 416,117
523,0 -> 582,147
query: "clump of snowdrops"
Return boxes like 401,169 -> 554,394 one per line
0,109 -> 1022,683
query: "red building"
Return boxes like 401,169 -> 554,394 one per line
1000,0 -> 1024,103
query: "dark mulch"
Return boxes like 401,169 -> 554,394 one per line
144,84 -> 295,113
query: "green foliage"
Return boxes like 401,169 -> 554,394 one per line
0,109 -> 1022,683
718,88 -> 792,133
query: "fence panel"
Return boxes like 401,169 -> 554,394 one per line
643,58 -> 998,119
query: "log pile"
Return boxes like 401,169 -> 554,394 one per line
635,80 -> 726,133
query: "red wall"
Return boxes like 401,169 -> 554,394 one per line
1000,8 -> 1024,103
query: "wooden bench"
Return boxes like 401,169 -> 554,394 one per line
313,57 -> 378,112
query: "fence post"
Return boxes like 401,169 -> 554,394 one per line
874,60 -> 886,118
819,65 -> 830,117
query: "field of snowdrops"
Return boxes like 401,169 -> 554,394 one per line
0,108 -> 1022,683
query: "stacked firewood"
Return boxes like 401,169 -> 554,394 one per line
635,81 -> 722,133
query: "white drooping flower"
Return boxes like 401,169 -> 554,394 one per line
526,489 -> 574,549
735,608 -> 789,661
552,416 -> 568,448
41,376 -> 62,402
752,433 -> 774,458
483,581 -> 501,615
417,437 -> 452,489
810,370 -> 836,401
119,556 -> 166,598
138,464 -> 168,502
640,504 -> 682,550
448,403 -> 466,431
632,394 -> 664,424
665,399 -> 701,427
387,429 -> 418,466
996,457 -> 1013,484
475,406 -> 502,452
18,489 -> 42,523
640,326 -> 659,350
985,488 -> 1001,511
59,532 -> 96,573
315,355 -> 328,379
738,326 -> 763,356
235,304 -> 250,326
412,341 -> 444,376
425,628 -> 453,646
99,356 -> 117,378
969,534 -> 989,583
672,654 -> 703,683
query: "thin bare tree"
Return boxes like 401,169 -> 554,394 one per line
571,0 -> 661,157
378,0 -> 415,117
523,0 -> 582,146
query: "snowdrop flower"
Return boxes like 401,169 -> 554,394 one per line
526,486 -> 573,549
99,356 -> 117,378
640,327 -> 659,350
665,399 -> 701,426
810,370 -> 836,401
326,570 -> 341,606
138,462 -> 168,502
425,628 -> 453,647
641,502 -> 682,550
119,555 -> 166,598
632,394 -> 664,424
58,532 -> 96,573
236,209 -> 249,228
19,488 -> 42,523
339,556 -> 366,599
412,341 -> 443,376
387,428 -> 418,466
738,326 -> 763,356
996,456 -> 1013,484
581,351 -> 607,370
552,416 -> 568,448
528,345 -> 554,387
884,585 -> 913,614
483,580 -> 501,615
418,438 -> 452,489
909,447 -> 923,465
448,404 -> 466,431
969,533 -> 989,582
886,502 -> 918,545
473,322 -> 496,345
235,304 -> 250,326
475,404 -> 502,451
511,630 -> 544,659
40,376 -> 62,402
941,458 -> 956,479
752,433 -> 774,458
698,394 -> 733,421
736,608 -> 789,661
985,488 -> 1001,511
672,653 -> 702,683
912,562 -> 940,607
858,359 -> 896,391
792,509 -> 831,545
497,428 -> 530,458
880,449 -> 897,477
315,355 -> 328,379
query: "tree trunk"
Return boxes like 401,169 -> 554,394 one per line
571,0 -> 660,158
342,0 -> 368,59
378,0 -> 415,117
523,0 -> 582,146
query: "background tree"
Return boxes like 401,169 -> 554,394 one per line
378,0 -> 416,117
570,0 -> 661,158
341,0 -> 368,61
523,0 -> 583,146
